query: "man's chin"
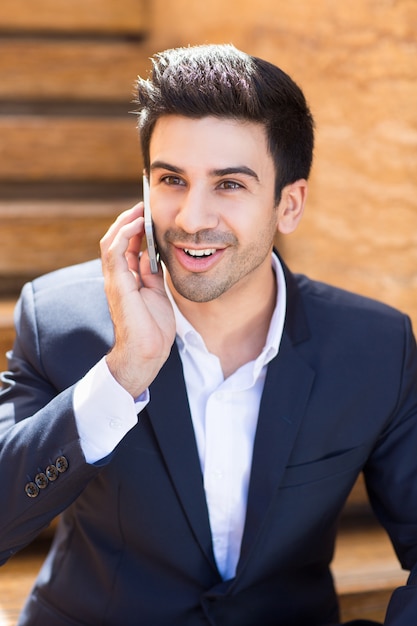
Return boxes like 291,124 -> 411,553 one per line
168,273 -> 232,304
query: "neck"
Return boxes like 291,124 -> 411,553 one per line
168,261 -> 277,379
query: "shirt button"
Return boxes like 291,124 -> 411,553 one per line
35,472 -> 48,489
56,456 -> 69,473
187,334 -> 200,348
214,392 -> 225,401
45,465 -> 59,482
213,469 -> 223,479
109,417 -> 123,430
25,482 -> 39,498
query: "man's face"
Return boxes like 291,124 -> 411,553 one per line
148,115 -> 279,303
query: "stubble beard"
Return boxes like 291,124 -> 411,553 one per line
160,238 -> 275,304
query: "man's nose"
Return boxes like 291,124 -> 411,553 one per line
174,186 -> 219,234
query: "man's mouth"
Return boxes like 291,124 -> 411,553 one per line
183,248 -> 217,258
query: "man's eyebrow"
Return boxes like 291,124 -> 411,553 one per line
150,162 -> 259,182
212,166 -> 259,182
150,161 -> 184,174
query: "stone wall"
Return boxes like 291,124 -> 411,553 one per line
150,0 -> 417,327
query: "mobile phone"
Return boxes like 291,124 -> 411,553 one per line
142,175 -> 159,273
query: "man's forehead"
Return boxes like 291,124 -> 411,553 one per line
149,115 -> 270,175
150,114 -> 266,140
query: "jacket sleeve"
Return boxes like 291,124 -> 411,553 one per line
0,282 -> 102,564
363,315 -> 417,624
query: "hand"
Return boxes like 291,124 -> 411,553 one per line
100,203 -> 176,397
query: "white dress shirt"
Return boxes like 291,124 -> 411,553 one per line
73,253 -> 286,580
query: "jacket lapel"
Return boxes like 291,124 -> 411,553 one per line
147,344 -> 219,574
237,263 -> 316,574
237,332 -> 315,570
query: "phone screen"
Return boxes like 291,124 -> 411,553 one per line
143,175 -> 159,273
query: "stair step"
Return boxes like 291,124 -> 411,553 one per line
333,522 -> 406,621
0,299 -> 15,371
0,199 -> 135,291
0,0 -> 148,34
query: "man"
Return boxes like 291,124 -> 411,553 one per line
0,44 -> 416,625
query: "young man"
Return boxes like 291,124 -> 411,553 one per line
1,44 -> 416,626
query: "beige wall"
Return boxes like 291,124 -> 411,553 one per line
150,0 -> 417,326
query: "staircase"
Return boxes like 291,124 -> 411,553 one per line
0,0 -> 151,372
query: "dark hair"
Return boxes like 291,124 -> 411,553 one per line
135,44 -> 314,203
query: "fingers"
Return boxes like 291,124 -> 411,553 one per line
100,202 -> 164,298
137,248 -> 163,287
100,203 -> 144,276
101,203 -> 143,243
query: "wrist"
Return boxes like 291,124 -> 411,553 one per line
105,352 -> 148,398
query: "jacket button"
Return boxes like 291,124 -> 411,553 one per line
56,456 -> 69,473
35,472 -> 48,489
25,482 -> 39,498
45,464 -> 59,481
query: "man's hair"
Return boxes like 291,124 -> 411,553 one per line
135,44 -> 314,203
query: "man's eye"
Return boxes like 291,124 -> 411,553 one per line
218,180 -> 242,190
162,175 -> 184,186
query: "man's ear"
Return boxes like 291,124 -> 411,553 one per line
276,179 -> 308,235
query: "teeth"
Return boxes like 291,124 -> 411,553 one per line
184,248 -> 216,257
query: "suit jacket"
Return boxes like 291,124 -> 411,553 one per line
1,257 -> 417,626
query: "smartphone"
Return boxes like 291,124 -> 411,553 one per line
142,175 -> 159,274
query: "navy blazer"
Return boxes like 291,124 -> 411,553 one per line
1,257 -> 417,625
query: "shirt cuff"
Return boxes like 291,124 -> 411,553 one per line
73,357 -> 150,464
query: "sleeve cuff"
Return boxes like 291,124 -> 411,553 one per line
73,357 -> 150,464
